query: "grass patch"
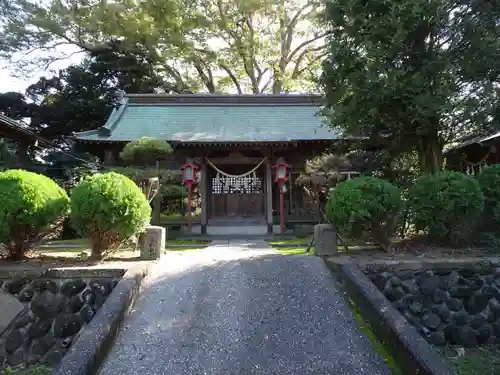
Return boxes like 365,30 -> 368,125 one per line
346,299 -> 403,375
276,247 -> 312,256
267,236 -> 311,245
445,347 -> 500,375
45,238 -> 89,246
167,239 -> 211,245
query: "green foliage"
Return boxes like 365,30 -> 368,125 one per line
477,165 -> 500,231
0,169 -> 70,260
119,137 -> 173,164
0,0 -> 326,94
70,172 -> 151,259
325,177 -> 402,248
2,366 -> 52,375
112,167 -> 186,199
322,0 -> 500,173
407,171 -> 484,244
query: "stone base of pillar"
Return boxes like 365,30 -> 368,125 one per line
139,225 -> 165,260
201,224 -> 207,235
267,223 -> 273,234
313,224 -> 337,256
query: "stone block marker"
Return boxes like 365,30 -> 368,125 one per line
139,225 -> 165,260
0,290 -> 24,336
314,223 -> 337,256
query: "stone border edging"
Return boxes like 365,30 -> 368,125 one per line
52,263 -> 151,375
338,263 -> 456,375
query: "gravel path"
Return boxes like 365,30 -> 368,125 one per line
99,240 -> 390,375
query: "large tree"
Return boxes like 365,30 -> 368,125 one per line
322,0 -> 500,173
0,0 -> 329,93
25,39 -> 166,142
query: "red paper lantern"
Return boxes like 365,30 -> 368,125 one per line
182,163 -> 199,185
273,162 -> 289,183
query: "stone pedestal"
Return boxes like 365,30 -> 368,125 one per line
139,226 -> 165,260
314,224 -> 337,256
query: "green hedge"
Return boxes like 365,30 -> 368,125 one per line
0,169 -> 69,259
70,172 -> 151,259
407,171 -> 484,244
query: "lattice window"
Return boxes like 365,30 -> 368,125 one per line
211,175 -> 262,194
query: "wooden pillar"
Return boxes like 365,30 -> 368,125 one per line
200,160 -> 208,235
265,159 -> 273,233
104,149 -> 116,165
17,140 -> 28,167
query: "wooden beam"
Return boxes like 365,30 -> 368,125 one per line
206,156 -> 266,165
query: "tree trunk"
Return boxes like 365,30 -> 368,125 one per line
90,241 -> 103,260
418,136 -> 444,174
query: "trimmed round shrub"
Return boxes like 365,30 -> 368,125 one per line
407,171 -> 484,244
0,169 -> 70,260
477,165 -> 500,231
70,172 -> 152,259
325,177 -> 403,249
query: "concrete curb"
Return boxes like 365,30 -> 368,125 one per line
338,263 -> 456,375
52,263 -> 151,375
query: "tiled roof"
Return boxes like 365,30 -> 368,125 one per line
73,94 -> 340,143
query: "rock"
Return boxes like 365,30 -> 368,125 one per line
53,313 -> 83,338
0,290 -> 25,336
482,286 -> 499,299
434,268 -> 453,276
13,312 -> 31,329
451,310 -> 469,326
488,298 -> 500,316
407,296 -> 425,316
434,303 -> 451,322
18,284 -> 35,302
465,293 -> 490,314
426,331 -> 446,346
444,323 -> 461,344
90,279 -> 115,296
7,348 -> 25,367
60,279 -> 87,297
69,294 -> 85,313
27,319 -> 52,339
470,314 -> 487,329
467,277 -> 484,291
81,289 -> 95,305
79,305 -> 96,324
41,346 -> 67,367
476,324 -> 492,345
392,300 -> 406,313
433,290 -> 448,304
4,278 -> 29,295
403,312 -> 421,328
493,321 -> 500,336
418,276 -> 440,296
449,286 -> 474,299
485,275 -> 494,285
388,276 -> 401,288
483,307 -> 497,322
33,279 -> 58,293
384,286 -> 405,302
30,291 -> 65,319
29,337 -> 52,356
5,329 -> 24,354
371,272 -> 391,290
421,313 -> 441,331
94,292 -> 106,310
458,326 -> 477,348
401,280 -> 419,294
446,297 -> 463,312
459,269 -> 476,278
440,271 -> 460,290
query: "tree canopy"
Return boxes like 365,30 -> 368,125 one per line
322,0 -> 500,173
1,0 -> 329,94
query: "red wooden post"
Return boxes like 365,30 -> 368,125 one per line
279,182 -> 285,233
182,163 -> 199,233
187,183 -> 193,233
273,161 -> 289,234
